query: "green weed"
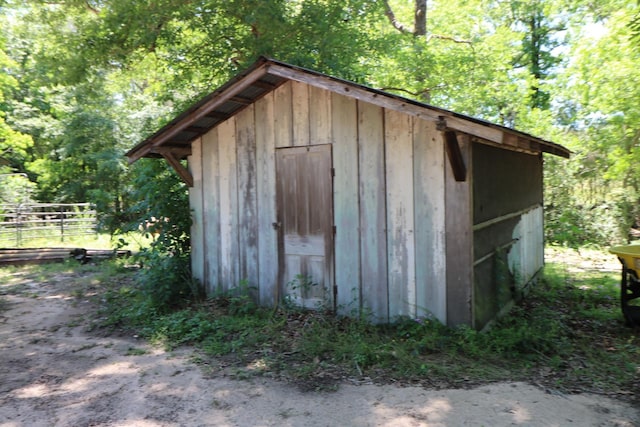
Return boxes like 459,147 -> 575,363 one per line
16,247 -> 635,398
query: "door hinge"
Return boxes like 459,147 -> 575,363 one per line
332,225 -> 336,235
331,168 -> 335,177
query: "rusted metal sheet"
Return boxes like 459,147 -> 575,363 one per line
276,145 -> 334,310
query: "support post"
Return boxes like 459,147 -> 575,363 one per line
158,148 -> 194,187
444,130 -> 467,182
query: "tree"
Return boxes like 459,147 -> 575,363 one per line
546,2 -> 640,244
0,20 -> 33,176
506,0 -> 566,110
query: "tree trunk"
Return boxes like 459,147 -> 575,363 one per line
414,0 -> 427,36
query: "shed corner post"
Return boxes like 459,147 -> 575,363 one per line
444,134 -> 474,327
187,138 -> 205,290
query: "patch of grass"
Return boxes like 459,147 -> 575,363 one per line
57,248 -> 638,398
0,232 -> 150,252
125,347 -> 148,356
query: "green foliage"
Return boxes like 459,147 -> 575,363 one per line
123,159 -> 199,312
92,247 -> 638,394
0,173 -> 36,205
2,0 -> 640,250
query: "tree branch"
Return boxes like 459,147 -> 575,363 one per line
85,1 -> 99,15
382,0 -> 411,34
427,34 -> 473,45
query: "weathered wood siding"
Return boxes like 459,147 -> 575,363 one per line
358,102 -> 389,322
254,93 -> 278,306
188,80 -> 458,323
472,143 -> 544,329
414,120 -> 447,322
332,93 -> 360,314
188,137 -> 205,287
445,135 -> 473,326
201,130 -> 221,294
385,109 -> 416,319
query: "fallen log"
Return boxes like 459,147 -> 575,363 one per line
0,248 -> 131,266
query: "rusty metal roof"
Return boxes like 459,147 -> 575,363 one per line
126,57 -> 571,162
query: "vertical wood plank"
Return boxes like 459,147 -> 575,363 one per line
291,81 -> 310,147
218,117 -> 239,292
201,128 -> 221,294
309,85 -> 332,145
188,137 -> 205,287
274,81 -> 293,148
332,93 -> 360,314
236,105 -> 259,292
358,102 -> 388,322
385,109 -> 416,319
413,118 -> 447,323
445,134 -> 473,326
255,93 -> 279,306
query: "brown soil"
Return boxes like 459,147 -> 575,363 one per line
0,259 -> 638,427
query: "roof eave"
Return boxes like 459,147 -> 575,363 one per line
126,57 -> 275,163
127,57 -> 571,163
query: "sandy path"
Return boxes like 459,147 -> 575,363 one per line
0,271 -> 638,427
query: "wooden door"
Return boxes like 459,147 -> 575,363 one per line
276,145 -> 334,310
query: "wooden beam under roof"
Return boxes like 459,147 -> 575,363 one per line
127,57 -> 570,164
444,131 -> 467,182
156,148 -> 194,187
229,95 -> 253,105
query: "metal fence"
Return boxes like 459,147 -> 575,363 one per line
0,203 -> 97,247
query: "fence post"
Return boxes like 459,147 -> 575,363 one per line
16,204 -> 22,247
60,208 -> 65,242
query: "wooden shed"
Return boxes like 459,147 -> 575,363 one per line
127,57 -> 570,329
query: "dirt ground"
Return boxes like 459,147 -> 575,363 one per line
0,263 -> 638,427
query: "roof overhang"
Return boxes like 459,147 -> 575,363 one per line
126,57 -> 571,166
